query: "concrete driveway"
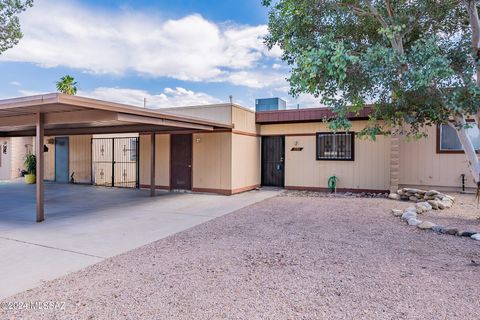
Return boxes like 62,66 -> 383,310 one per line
0,182 -> 279,299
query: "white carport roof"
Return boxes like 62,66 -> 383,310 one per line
0,93 -> 233,223
0,93 -> 232,137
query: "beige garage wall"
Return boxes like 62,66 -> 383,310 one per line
231,134 -> 261,191
10,137 -> 33,179
44,137 -> 55,181
0,138 -> 11,180
192,132 -> 232,191
139,134 -> 170,188
43,135 -> 92,183
399,126 -> 475,190
261,121 -> 391,191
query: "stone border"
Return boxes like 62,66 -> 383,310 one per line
390,198 -> 480,241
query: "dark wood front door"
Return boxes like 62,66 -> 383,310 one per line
170,134 -> 192,190
261,136 -> 285,187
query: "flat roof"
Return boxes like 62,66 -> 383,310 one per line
255,106 -> 373,124
0,93 -> 233,137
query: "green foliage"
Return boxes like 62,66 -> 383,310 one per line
24,152 -> 36,175
0,0 -> 33,54
56,75 -> 78,95
263,0 -> 477,139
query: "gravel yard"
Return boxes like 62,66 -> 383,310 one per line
2,194 -> 480,319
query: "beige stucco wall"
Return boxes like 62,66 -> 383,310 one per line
0,138 -> 11,180
192,132 -> 232,191
399,125 -> 475,190
139,134 -> 170,188
261,121 -> 391,191
231,133 -> 261,190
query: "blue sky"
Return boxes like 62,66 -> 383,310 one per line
0,0 -> 318,109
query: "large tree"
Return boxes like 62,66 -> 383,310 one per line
0,0 -> 33,54
263,0 -> 480,184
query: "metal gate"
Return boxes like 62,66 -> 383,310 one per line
92,137 -> 139,188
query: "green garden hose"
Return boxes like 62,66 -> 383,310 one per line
328,175 -> 338,193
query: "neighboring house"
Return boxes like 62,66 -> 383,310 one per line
0,94 -> 475,193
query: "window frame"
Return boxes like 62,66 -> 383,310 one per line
316,131 -> 355,161
436,122 -> 480,154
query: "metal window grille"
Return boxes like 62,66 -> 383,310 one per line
316,132 -> 354,161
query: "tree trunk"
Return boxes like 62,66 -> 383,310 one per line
452,115 -> 480,185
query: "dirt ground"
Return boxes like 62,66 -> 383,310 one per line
1,194 -> 480,320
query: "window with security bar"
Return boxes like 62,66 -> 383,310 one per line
316,132 -> 355,161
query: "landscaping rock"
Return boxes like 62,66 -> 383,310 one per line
443,228 -> 459,236
442,200 -> 453,209
426,190 -> 440,197
445,195 -> 455,202
427,200 -> 439,210
391,209 -> 403,217
406,206 -> 416,213
408,218 -> 422,226
417,221 -> 436,230
438,201 -> 446,210
404,188 -> 424,194
402,211 -> 417,221
388,193 -> 401,200
432,225 -> 445,233
415,202 -> 432,214
409,196 -> 419,202
458,231 -> 477,238
471,234 -> 480,241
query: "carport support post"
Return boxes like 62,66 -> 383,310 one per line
150,133 -> 156,197
36,112 -> 45,222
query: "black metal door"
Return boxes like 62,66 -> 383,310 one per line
261,136 -> 285,187
92,137 -> 139,188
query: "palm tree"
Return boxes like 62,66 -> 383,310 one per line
56,75 -> 78,95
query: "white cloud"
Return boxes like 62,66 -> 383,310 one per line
13,86 -> 221,108
1,0 -> 284,88
282,94 -> 325,109
81,87 -> 222,108
10,81 -> 21,86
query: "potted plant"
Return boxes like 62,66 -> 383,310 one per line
24,153 -> 36,184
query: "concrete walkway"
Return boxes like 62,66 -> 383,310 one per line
0,182 -> 279,299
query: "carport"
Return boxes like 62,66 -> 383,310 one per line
0,93 -> 232,222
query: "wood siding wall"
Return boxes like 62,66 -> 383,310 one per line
232,105 -> 257,133
139,134 -> 170,188
231,133 -> 261,190
43,135 -> 92,183
261,122 -> 391,191
399,125 -> 475,190
0,138 -> 11,180
10,137 -> 33,179
192,132 -> 232,191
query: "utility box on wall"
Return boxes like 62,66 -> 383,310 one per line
255,98 -> 287,112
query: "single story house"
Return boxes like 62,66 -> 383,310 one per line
0,93 -> 476,221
